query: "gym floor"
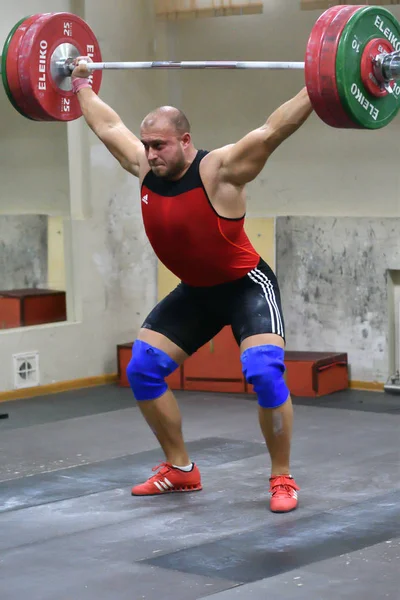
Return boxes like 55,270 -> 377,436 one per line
1,386 -> 399,600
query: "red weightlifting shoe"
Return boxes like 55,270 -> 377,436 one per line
269,475 -> 300,513
131,462 -> 202,496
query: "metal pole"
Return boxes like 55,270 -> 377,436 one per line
72,60 -> 306,71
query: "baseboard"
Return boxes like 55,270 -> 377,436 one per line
349,380 -> 384,392
0,374 -> 118,403
0,374 -> 384,403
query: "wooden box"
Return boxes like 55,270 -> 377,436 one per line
0,288 -> 67,329
284,351 -> 349,397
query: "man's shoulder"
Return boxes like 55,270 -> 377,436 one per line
199,145 -> 233,174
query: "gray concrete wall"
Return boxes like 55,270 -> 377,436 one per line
276,217 -> 400,382
0,215 -> 48,290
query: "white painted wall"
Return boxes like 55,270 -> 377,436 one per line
172,0 -> 400,218
0,0 -> 165,390
388,270 -> 400,375
167,1 -> 400,383
1,0 -> 399,390
0,0 -> 71,216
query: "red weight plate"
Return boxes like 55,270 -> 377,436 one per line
6,14 -> 51,121
305,5 -> 345,121
361,38 -> 394,98
18,12 -> 102,121
318,6 -> 364,128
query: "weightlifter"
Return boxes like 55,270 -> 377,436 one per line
72,57 -> 313,513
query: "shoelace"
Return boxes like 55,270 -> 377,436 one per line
269,476 -> 299,496
148,462 -> 171,480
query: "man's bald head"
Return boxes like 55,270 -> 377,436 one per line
141,106 -> 191,136
140,106 -> 195,181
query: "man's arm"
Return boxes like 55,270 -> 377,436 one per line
72,61 -> 144,177
214,87 -> 313,186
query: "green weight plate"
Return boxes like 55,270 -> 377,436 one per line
336,6 -> 400,129
1,16 -> 34,120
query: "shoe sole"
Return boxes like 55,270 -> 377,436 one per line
131,485 -> 203,497
270,504 -> 298,513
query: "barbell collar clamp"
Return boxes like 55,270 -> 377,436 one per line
380,51 -> 400,82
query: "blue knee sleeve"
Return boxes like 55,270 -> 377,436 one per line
126,340 -> 178,401
241,345 -> 289,408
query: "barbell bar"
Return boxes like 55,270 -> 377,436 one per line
1,6 -> 400,128
57,60 -> 306,72
63,54 -> 400,80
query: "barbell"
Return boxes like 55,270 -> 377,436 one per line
1,6 -> 400,128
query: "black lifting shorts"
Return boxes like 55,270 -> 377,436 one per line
142,257 -> 285,356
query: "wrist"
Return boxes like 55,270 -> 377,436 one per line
72,77 -> 92,94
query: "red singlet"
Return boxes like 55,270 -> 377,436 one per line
141,150 -> 259,287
